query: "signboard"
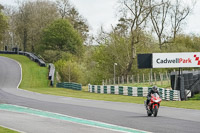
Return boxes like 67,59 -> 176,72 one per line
153,52 -> 200,68
137,54 -> 152,69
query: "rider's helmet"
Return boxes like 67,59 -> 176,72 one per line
152,86 -> 158,91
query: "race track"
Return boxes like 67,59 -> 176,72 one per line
0,56 -> 200,133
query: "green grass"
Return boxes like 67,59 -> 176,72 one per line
1,54 -> 200,110
0,126 -> 19,133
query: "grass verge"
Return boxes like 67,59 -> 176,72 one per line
1,54 -> 200,110
0,126 -> 19,133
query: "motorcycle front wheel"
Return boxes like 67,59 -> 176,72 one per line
153,105 -> 158,117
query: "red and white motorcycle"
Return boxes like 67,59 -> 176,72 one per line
145,93 -> 162,117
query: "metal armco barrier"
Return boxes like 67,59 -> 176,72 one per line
24,52 -> 46,67
57,82 -> 82,90
88,85 -> 184,101
48,63 -> 55,86
0,51 -> 46,67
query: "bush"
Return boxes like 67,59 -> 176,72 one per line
55,60 -> 84,84
189,94 -> 200,100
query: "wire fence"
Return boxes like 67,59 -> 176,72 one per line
103,72 -> 170,86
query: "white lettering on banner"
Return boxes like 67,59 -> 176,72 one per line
153,53 -> 200,68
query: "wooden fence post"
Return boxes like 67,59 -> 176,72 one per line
149,73 -> 151,85
154,73 -> 157,85
143,73 -> 145,83
166,72 -> 170,85
159,72 -> 163,86
132,75 -> 134,83
166,71 -> 169,80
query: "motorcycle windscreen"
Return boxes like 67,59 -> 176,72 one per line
152,93 -> 159,98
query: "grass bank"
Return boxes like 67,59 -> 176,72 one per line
1,54 -> 199,110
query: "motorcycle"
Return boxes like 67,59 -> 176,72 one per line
144,93 -> 162,117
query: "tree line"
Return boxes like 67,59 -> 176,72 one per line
0,0 -> 199,85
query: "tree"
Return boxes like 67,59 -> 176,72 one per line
117,0 -> 155,75
149,0 -> 195,49
56,0 -> 89,41
14,0 -> 59,52
27,0 -> 59,52
41,19 -> 83,55
67,7 -> 89,42
56,0 -> 71,19
150,0 -> 170,50
0,4 -> 8,44
170,0 -> 195,41
15,1 -> 30,52
2,5 -> 22,51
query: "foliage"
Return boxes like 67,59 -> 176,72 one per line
67,7 -> 89,42
41,19 -> 83,55
2,0 -> 88,53
85,30 -> 158,84
13,0 -> 59,52
56,0 -> 89,41
55,59 -> 85,84
189,94 -> 200,100
0,7 -> 8,43
165,34 -> 200,52
42,50 -> 62,63
42,50 -> 74,63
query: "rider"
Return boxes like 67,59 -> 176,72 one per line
146,86 -> 160,109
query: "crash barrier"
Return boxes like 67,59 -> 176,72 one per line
0,51 -> 46,67
87,85 -> 192,101
0,51 -> 18,54
23,52 -> 46,67
57,82 -> 82,90
48,63 -> 55,86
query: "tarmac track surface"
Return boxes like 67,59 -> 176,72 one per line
0,56 -> 200,133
